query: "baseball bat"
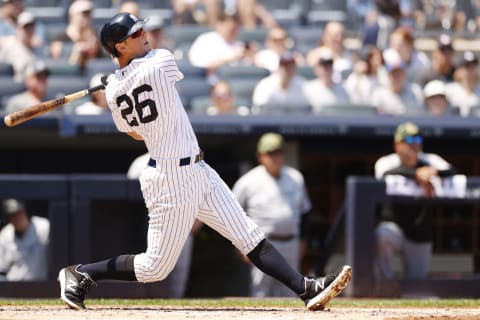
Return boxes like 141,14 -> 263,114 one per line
3,83 -> 106,127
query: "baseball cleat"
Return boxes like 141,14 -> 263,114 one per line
58,264 -> 96,310
300,265 -> 352,311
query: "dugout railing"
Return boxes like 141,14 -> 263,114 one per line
345,176 -> 480,298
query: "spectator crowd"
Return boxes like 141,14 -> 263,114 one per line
0,0 -> 479,117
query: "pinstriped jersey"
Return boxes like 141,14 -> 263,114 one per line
105,49 -> 200,160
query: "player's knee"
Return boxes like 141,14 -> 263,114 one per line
135,254 -> 176,282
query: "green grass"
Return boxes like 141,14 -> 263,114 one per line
0,298 -> 479,308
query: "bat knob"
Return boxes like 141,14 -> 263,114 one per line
4,115 -> 13,127
100,74 -> 110,86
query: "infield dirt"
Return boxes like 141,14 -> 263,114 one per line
1,305 -> 479,320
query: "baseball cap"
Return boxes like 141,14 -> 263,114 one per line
383,49 -> 405,72
144,15 -> 164,32
394,122 -> 421,143
424,80 -> 446,99
257,132 -> 284,153
279,51 -> 295,65
2,199 -> 25,216
69,0 -> 93,16
23,60 -> 49,78
89,72 -> 108,87
17,12 -> 35,27
437,34 -> 453,51
318,49 -> 334,65
456,51 -> 478,68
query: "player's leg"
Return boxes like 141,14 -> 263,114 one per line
197,163 -> 351,310
269,239 -> 299,297
59,164 -> 201,309
375,221 -> 404,279
403,239 -> 432,279
166,233 -> 194,297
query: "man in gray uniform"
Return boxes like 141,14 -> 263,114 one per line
233,132 -> 311,297
0,198 -> 50,281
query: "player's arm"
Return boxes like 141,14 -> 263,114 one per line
126,131 -> 143,141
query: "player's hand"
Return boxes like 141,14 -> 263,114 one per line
416,166 -> 437,197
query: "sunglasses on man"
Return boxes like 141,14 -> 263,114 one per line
403,135 -> 423,144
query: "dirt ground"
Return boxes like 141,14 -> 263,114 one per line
0,305 -> 479,320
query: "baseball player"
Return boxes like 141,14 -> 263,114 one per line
57,13 -> 352,311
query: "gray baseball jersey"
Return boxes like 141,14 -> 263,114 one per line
105,49 -> 265,283
0,216 -> 50,281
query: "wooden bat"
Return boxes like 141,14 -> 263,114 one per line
3,83 -> 106,127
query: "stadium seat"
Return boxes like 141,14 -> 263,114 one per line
177,62 -> 207,78
228,79 -> 258,105
216,65 -> 269,80
165,24 -> 213,48
85,58 -> 118,78
45,76 -> 90,100
0,77 -> 25,97
288,26 -> 322,55
45,59 -> 83,77
175,78 -> 211,110
316,103 -> 378,116
306,0 -> 347,25
252,102 -> 312,115
469,106 -> 480,118
0,62 -> 13,76
239,28 -> 268,43
45,22 -> 67,43
296,66 -> 316,80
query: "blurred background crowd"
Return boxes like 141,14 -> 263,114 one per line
0,0 -> 479,117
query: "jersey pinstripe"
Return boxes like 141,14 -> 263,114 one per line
105,49 -> 199,160
104,49 -> 265,283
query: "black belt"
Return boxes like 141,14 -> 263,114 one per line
268,234 -> 296,242
148,151 -> 204,168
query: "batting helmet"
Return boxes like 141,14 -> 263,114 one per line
100,13 -> 147,57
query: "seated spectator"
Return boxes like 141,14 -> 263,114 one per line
417,34 -> 456,86
74,73 -> 108,115
0,0 -> 23,38
306,21 -> 353,83
345,45 -> 387,105
382,26 -> 431,82
206,80 -> 249,115
0,11 -> 46,82
188,13 -> 251,73
445,51 -> 480,117
370,50 -> 423,115
254,27 -> 304,73
5,60 -> 49,114
251,51 -> 308,113
49,0 -> 101,68
423,80 -> 456,116
119,1 -> 141,17
173,0 -> 276,29
303,49 -> 351,114
144,15 -> 175,52
0,198 -> 50,281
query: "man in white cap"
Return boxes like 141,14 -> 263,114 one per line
0,11 -> 46,82
5,59 -> 49,113
303,48 -> 351,113
423,80 -> 454,116
0,0 -> 23,38
233,132 -> 312,297
370,50 -> 423,115
49,0 -> 100,67
74,73 -> 109,115
0,198 -> 50,281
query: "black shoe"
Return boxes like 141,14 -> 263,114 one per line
300,265 -> 352,311
57,264 -> 96,310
